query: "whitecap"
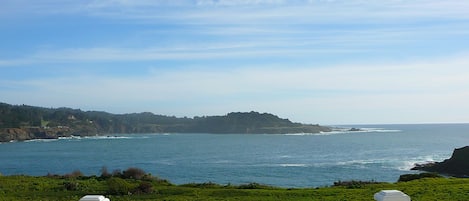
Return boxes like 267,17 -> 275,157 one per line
284,133 -> 314,136
83,135 -> 132,140
336,159 -> 377,166
24,139 -> 59,143
330,127 -> 402,134
395,155 -> 446,171
58,136 -> 81,140
397,161 -> 418,171
366,128 -> 402,133
213,160 -> 235,164
279,163 -> 308,167
283,128 -> 401,136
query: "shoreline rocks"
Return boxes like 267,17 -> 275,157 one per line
0,127 -> 72,142
412,146 -> 469,177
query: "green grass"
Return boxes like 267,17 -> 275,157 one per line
1,175 -> 469,201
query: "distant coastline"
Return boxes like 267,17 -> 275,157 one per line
0,102 -> 331,142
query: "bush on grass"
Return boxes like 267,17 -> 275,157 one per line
237,182 -> 273,189
180,182 -> 223,188
333,180 -> 381,189
132,181 -> 154,194
107,177 -> 134,195
63,181 -> 80,191
398,172 -> 442,182
122,167 -> 147,180
64,170 -> 84,179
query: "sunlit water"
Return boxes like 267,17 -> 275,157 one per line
1,124 -> 468,187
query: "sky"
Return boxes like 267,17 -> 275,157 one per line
1,0 -> 469,125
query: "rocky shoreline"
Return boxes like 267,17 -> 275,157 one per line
412,146 -> 469,177
0,127 -> 75,142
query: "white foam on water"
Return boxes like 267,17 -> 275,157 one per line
58,135 -> 139,141
279,155 -> 292,158
284,127 -> 402,136
336,159 -> 376,166
278,163 -> 309,167
83,135 -> 132,140
396,155 -> 445,171
24,139 -> 59,143
284,133 -> 315,136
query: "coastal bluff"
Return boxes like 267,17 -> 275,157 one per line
0,102 -> 331,142
0,127 -> 73,142
412,146 -> 469,177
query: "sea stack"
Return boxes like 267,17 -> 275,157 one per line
412,146 -> 469,177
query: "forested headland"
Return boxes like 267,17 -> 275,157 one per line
0,102 -> 331,142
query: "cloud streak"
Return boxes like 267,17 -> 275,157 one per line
3,21 -> 466,66
2,53 -> 469,124
83,0 -> 469,24
1,0 -> 468,124
4,0 -> 469,23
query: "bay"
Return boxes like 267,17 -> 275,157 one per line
1,124 -> 468,187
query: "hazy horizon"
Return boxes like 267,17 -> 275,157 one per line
1,0 -> 468,125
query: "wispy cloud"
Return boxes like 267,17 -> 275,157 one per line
1,0 -> 468,124
4,0 -> 469,23
1,42 -> 366,65
1,0 -> 466,66
3,21 -> 466,66
80,0 -> 469,24
2,53 -> 469,123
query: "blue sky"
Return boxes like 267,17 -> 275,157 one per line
1,0 -> 469,124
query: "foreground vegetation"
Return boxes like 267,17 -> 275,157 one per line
1,169 -> 469,201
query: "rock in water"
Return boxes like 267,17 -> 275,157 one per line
412,146 -> 469,177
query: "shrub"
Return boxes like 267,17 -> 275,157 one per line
132,181 -> 154,194
122,167 -> 146,180
63,181 -> 79,191
180,182 -> 222,188
333,180 -> 381,189
112,169 -> 123,178
64,170 -> 83,178
237,182 -> 272,189
398,172 -> 442,182
153,177 -> 172,185
100,166 -> 111,178
107,177 -> 133,195
46,172 -> 61,178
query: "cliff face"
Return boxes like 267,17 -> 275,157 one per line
412,146 -> 469,177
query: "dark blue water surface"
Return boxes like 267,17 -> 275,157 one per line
1,124 -> 468,187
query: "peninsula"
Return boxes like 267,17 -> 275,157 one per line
0,102 -> 331,142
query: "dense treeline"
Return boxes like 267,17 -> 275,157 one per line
0,102 -> 330,141
0,102 -> 188,133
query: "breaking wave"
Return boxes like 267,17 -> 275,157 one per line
24,139 -> 59,143
278,163 -> 309,167
284,127 -> 402,136
58,135 -> 131,140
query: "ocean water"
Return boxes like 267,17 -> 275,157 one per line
1,124 -> 468,187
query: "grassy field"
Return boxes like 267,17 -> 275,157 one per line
1,173 -> 469,201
